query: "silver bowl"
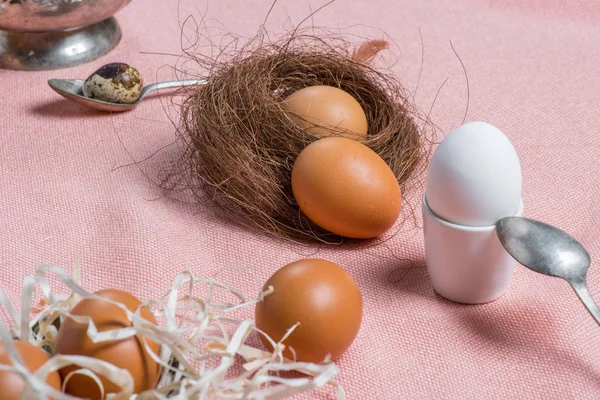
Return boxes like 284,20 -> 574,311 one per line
0,0 -> 134,71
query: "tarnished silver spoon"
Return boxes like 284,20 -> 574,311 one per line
48,78 -> 206,112
496,216 -> 600,325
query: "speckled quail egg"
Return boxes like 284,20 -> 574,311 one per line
82,62 -> 143,104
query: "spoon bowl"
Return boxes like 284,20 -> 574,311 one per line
496,216 -> 599,325
496,217 -> 591,282
48,78 -> 206,112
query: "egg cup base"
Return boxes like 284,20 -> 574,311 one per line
422,194 -> 524,305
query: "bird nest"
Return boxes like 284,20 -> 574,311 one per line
166,31 -> 428,243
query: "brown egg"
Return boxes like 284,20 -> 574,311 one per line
255,258 -> 362,363
283,85 -> 368,139
0,339 -> 62,400
291,136 -> 402,238
53,289 -> 161,399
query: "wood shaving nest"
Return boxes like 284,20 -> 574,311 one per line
0,260 -> 344,399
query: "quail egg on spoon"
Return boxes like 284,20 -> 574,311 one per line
82,62 -> 143,104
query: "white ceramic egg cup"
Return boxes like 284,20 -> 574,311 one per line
422,194 -> 524,304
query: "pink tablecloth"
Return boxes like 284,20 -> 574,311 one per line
2,0 -> 600,398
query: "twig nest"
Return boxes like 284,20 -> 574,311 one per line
177,35 -> 425,243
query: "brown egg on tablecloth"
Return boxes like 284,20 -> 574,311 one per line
255,258 -> 363,363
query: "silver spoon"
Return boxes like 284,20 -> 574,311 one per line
47,78 -> 207,112
496,216 -> 600,325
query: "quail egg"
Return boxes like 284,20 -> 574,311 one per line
82,62 -> 143,104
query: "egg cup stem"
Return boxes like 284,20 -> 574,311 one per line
0,18 -> 121,71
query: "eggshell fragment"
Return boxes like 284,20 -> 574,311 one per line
255,258 -> 362,363
0,340 -> 62,400
53,288 -> 161,399
292,136 -> 402,238
283,85 -> 368,139
425,121 -> 522,226
82,62 -> 143,104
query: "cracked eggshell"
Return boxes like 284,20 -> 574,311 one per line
425,121 -> 522,227
82,62 -> 143,104
53,288 -> 161,398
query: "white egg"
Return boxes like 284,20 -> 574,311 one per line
425,121 -> 522,226
82,62 -> 143,104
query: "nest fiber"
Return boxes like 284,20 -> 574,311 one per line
178,34 -> 425,243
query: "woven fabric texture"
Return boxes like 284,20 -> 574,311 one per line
1,0 -> 600,398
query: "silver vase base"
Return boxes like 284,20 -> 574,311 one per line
0,17 -> 121,71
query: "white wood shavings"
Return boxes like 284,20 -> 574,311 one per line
0,262 -> 345,399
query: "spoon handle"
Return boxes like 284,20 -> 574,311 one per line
140,79 -> 207,99
570,281 -> 600,326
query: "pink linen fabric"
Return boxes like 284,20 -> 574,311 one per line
1,0 -> 600,398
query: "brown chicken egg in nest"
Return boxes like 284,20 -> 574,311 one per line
53,288 -> 162,399
0,340 -> 62,400
291,136 -> 402,239
282,85 -> 369,140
